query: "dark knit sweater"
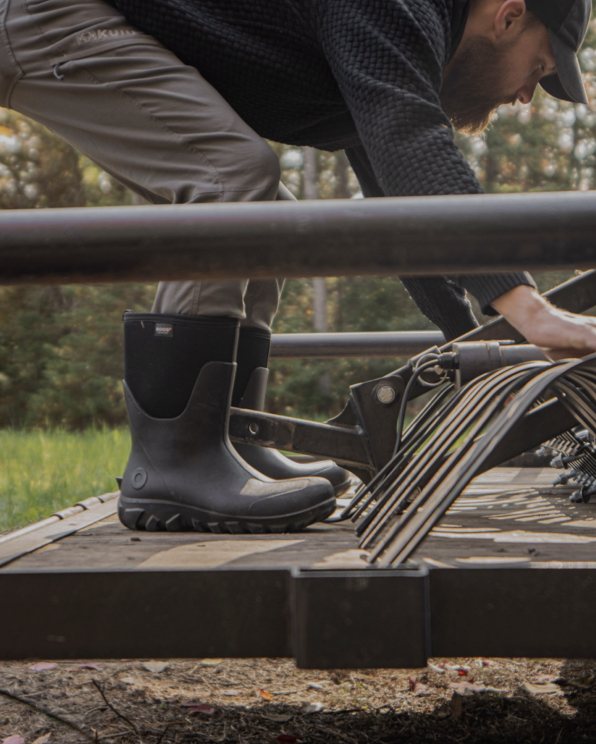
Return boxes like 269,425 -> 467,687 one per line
109,0 -> 535,341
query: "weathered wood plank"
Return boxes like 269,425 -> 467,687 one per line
0,495 -> 118,568
3,469 -> 596,572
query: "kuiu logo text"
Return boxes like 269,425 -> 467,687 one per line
77,28 -> 138,45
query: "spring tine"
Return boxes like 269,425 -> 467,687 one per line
367,365 -> 545,560
359,363 -> 542,547
356,374 -> 496,540
358,363 -> 541,541
350,384 -> 462,523
374,358 -> 589,566
340,382 -> 456,521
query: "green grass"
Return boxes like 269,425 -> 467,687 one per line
0,428 -> 130,534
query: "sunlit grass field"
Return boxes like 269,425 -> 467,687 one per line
0,428 -> 130,534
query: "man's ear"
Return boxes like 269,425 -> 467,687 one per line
493,0 -> 527,40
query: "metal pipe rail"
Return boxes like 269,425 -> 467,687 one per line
2,191 -> 596,285
270,331 -> 445,358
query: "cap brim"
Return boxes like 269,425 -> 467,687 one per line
540,31 -> 588,104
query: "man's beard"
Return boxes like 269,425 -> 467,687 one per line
440,36 -> 516,135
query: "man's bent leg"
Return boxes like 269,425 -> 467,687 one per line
0,0 -> 337,530
3,0 -> 282,324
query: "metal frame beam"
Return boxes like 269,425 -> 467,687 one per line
270,331 -> 445,358
2,191 -> 596,285
2,564 -> 596,667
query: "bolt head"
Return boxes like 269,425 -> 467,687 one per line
375,384 -> 396,405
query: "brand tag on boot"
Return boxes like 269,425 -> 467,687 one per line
154,323 -> 174,338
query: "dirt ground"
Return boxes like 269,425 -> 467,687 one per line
2,657 -> 596,744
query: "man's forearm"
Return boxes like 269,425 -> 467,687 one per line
492,284 -> 596,359
491,284 -> 548,327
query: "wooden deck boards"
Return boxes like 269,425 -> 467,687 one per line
3,468 -> 596,573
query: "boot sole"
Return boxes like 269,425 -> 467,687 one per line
118,495 -> 336,534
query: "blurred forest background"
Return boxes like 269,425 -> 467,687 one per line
2,19 -> 596,428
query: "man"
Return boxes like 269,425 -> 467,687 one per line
0,0 -> 594,533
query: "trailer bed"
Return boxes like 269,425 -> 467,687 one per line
2,468 -> 596,668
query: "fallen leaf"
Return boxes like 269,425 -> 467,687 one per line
450,682 -> 486,696
200,658 -> 223,667
143,661 -> 169,674
457,669 -> 468,676
408,675 -> 430,696
428,663 -> 446,674
277,736 -> 299,743
481,659 -> 497,668
264,714 -> 293,722
521,682 -> 563,696
181,700 -> 208,707
2,737 -> 26,744
221,690 -> 242,697
183,703 -> 216,716
28,662 -> 56,672
307,682 -> 325,690
534,674 -> 556,683
450,681 -> 506,696
75,663 -> 102,671
32,736 -> 51,744
272,689 -> 299,696
438,662 -> 464,671
259,689 -> 274,701
303,702 -> 324,714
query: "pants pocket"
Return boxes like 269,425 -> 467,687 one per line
22,0 -> 147,66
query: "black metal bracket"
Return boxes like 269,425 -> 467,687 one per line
229,271 -> 596,477
291,566 -> 429,669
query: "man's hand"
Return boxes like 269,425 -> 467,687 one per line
491,285 -> 596,360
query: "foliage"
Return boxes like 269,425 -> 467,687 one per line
0,427 -> 129,532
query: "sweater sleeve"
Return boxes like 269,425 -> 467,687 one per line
321,0 -> 535,316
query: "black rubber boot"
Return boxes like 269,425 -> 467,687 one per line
232,326 -> 352,496
118,313 -> 335,533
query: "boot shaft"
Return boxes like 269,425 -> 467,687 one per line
124,312 -> 239,418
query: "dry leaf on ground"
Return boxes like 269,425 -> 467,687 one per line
521,681 -> 564,696
74,662 -> 102,671
143,661 -> 169,674
303,702 -> 324,714
27,663 -> 56,672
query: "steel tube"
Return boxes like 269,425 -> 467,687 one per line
2,191 -> 596,285
270,331 -> 445,358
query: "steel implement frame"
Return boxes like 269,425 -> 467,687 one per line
231,271 -> 596,476
4,192 -> 596,285
371,356 -> 596,567
270,331 -> 445,358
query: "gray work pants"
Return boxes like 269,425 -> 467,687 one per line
0,0 -> 288,331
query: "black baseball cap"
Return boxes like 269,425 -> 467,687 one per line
525,0 -> 591,104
